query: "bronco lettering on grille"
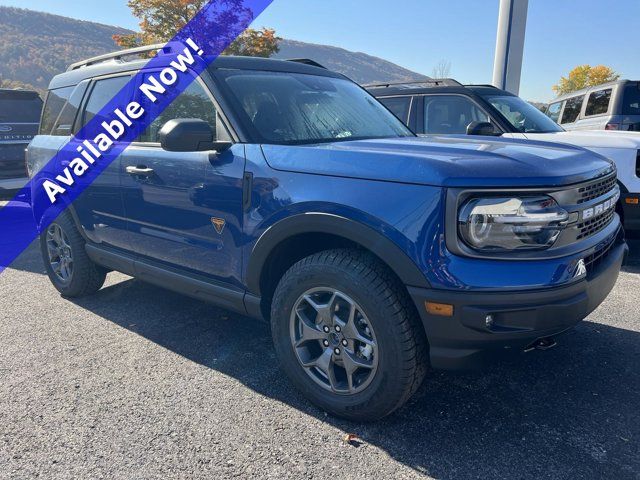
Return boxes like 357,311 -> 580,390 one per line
581,191 -> 620,221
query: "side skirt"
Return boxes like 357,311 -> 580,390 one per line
85,244 -> 263,319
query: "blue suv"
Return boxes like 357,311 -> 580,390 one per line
27,50 -> 628,421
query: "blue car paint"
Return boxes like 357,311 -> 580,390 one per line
260,136 -> 614,188
31,125 -> 619,295
242,140 -> 618,292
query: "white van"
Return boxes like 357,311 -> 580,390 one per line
545,80 -> 640,132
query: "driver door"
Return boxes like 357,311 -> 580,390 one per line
120,76 -> 246,284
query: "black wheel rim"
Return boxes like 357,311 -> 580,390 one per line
289,287 -> 379,395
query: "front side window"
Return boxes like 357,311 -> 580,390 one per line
138,78 -> 220,143
585,89 -> 612,116
483,94 -> 564,133
423,95 -> 490,134
378,96 -> 412,124
560,95 -> 584,124
546,102 -> 563,123
623,83 -> 640,115
216,70 -> 413,144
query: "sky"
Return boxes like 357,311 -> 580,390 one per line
1,0 -> 639,101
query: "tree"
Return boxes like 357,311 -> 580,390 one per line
552,65 -> 620,95
431,59 -> 451,79
113,0 -> 279,58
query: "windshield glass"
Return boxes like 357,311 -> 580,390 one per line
482,94 -> 564,133
216,70 -> 414,144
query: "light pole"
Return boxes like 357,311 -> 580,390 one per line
492,0 -> 529,95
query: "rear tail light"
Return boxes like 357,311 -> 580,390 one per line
605,122 -> 620,130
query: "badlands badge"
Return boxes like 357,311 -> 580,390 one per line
211,217 -> 226,235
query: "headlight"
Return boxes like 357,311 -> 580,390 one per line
458,196 -> 569,251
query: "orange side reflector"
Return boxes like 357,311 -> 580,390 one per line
625,197 -> 639,205
425,301 -> 454,317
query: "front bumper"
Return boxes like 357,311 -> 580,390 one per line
408,233 -> 628,371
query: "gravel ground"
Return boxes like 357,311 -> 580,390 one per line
0,217 -> 639,479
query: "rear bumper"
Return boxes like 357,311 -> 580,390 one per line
408,235 -> 627,371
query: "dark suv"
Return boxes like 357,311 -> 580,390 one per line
27,49 -> 627,421
0,89 -> 42,194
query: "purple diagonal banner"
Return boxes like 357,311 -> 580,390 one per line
0,0 -> 274,274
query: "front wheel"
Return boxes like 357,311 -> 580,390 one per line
271,249 -> 427,421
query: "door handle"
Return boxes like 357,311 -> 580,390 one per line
125,165 -> 154,176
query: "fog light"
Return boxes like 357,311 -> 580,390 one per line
425,302 -> 454,317
485,314 -> 494,328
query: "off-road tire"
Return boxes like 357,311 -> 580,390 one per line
271,248 -> 428,421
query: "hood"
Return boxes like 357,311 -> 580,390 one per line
525,130 -> 640,149
261,136 -> 614,188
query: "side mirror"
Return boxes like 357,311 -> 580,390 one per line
159,119 -> 232,152
466,121 -> 501,137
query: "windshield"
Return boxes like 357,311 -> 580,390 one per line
482,94 -> 564,133
216,70 -> 414,144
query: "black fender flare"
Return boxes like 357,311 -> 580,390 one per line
245,213 -> 431,295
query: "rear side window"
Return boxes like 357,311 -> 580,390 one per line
623,83 -> 640,115
585,89 -> 612,116
40,87 -> 73,134
546,102 -> 562,123
82,76 -> 132,127
560,95 -> 584,124
379,96 -> 412,123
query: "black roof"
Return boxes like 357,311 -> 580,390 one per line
366,83 -> 513,98
49,54 -> 345,90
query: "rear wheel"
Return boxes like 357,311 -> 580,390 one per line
271,249 -> 427,421
40,212 -> 107,297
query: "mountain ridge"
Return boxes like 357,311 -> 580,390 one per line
0,6 -> 427,93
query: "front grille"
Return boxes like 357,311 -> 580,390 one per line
576,208 -> 615,240
584,233 -> 616,273
577,174 -> 617,204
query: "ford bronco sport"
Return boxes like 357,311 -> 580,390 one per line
27,48 -> 627,421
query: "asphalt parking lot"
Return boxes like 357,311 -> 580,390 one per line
1,214 -> 639,478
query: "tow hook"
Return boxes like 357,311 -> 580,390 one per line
524,336 -> 557,353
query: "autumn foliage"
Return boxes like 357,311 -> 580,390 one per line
552,65 -> 620,95
113,0 -> 279,57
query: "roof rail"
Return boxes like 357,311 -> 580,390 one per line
364,78 -> 462,88
286,58 -> 327,69
464,84 -> 499,89
67,43 -> 172,71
